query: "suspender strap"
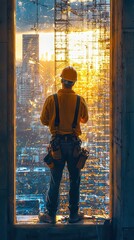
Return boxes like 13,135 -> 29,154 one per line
53,94 -> 60,127
72,95 -> 80,129
53,94 -> 80,130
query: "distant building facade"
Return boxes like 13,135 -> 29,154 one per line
19,34 -> 40,106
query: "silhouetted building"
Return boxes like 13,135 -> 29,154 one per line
20,34 -> 40,106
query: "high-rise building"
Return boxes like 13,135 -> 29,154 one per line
20,34 -> 40,106
23,34 -> 39,68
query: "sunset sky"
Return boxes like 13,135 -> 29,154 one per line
16,31 -> 54,61
16,0 -> 83,61
16,0 -> 110,63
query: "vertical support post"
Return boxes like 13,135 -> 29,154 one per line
112,0 -> 134,239
111,0 -> 123,238
54,0 -> 70,91
0,1 -> 8,240
0,0 -> 15,239
7,0 -> 16,225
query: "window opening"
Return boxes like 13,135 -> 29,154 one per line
16,0 -> 110,223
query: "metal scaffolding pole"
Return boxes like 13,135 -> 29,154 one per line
54,0 -> 70,90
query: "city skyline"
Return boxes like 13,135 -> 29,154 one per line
16,31 -> 54,61
16,29 -> 110,219
16,0 -> 111,220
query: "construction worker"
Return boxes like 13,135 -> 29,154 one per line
38,66 -> 88,224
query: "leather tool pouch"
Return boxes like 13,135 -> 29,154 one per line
76,148 -> 89,169
50,137 -> 62,160
43,150 -> 55,169
73,137 -> 82,158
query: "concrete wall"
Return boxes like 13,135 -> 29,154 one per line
122,0 -> 134,235
0,0 -> 15,239
0,1 -> 8,239
112,0 -> 134,239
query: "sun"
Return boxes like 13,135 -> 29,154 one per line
39,32 -> 54,61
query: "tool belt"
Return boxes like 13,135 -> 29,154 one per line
44,137 -> 89,170
76,148 -> 89,169
49,134 -> 80,161
43,94 -> 89,169
43,150 -> 54,169
71,135 -> 89,169
43,136 -> 62,169
73,136 -> 82,158
43,135 -> 72,169
50,135 -> 62,160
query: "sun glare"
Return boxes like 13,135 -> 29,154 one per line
16,30 -> 94,62
39,32 -> 54,61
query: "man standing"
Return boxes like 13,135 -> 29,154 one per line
39,66 -> 88,223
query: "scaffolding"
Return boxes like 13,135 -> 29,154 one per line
54,0 -> 110,218
54,0 -> 70,89
15,0 -> 110,220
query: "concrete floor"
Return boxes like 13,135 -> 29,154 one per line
13,215 -> 112,240
16,214 -> 107,225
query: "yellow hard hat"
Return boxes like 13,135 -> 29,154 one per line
60,66 -> 77,82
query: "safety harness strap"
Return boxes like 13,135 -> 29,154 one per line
72,95 -> 80,129
53,94 -> 80,131
54,94 -> 60,127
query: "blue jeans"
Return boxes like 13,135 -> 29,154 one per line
46,136 -> 81,216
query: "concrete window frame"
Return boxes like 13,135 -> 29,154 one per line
0,0 -> 121,239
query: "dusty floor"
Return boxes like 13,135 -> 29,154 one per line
16,214 -> 107,225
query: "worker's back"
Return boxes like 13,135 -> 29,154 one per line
40,88 -> 88,136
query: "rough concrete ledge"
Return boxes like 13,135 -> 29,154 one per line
8,221 -> 112,240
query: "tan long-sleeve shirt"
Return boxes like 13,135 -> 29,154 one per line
40,88 -> 88,136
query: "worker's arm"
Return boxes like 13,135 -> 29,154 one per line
40,97 -> 50,126
80,97 -> 88,123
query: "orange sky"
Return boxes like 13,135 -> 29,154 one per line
16,29 -> 102,70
